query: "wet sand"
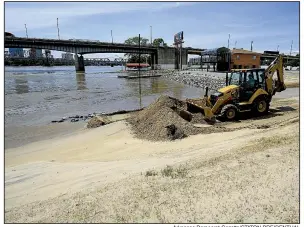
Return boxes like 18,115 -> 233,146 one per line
5,122 -> 86,149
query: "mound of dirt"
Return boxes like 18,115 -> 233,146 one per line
87,116 -> 111,128
127,95 -> 230,141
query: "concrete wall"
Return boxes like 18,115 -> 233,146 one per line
157,47 -> 188,70
157,64 -> 189,70
157,48 -> 175,65
158,64 -> 175,70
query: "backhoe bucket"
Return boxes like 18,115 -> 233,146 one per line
201,107 -> 216,125
185,98 -> 216,125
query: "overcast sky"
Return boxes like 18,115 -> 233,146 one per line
5,1 -> 300,59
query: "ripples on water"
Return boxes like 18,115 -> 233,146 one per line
5,66 -> 205,127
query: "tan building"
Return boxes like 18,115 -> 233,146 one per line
231,48 -> 261,69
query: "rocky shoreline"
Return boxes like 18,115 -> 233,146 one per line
162,70 -> 227,92
161,68 -> 300,92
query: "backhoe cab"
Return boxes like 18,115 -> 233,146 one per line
186,55 -> 286,123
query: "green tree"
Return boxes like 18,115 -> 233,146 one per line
124,36 -> 150,64
289,58 -> 299,67
153,38 -> 167,47
124,36 -> 149,46
123,36 -> 167,64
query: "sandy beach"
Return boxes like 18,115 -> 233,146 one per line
5,92 -> 299,223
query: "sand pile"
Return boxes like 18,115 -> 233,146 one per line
127,95 -> 225,141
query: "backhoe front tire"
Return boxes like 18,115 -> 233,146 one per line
252,97 -> 270,116
220,104 -> 238,121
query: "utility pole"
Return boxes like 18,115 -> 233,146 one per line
287,40 -> 293,66
24,24 -> 28,38
180,43 -> 182,71
277,45 -> 279,52
138,33 -> 142,108
150,26 -> 152,45
228,34 -> 230,49
57,18 -> 60,40
111,30 -> 113,43
234,41 -> 237,48
250,41 -> 253,51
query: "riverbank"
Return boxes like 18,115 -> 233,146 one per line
5,109 -> 137,149
5,94 -> 299,223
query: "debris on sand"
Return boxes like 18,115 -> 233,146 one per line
165,124 -> 187,140
87,115 -> 111,128
127,95 -> 230,141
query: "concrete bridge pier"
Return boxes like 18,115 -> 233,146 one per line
75,54 -> 85,73
150,53 -> 157,70
156,47 -> 188,70
157,48 -> 176,70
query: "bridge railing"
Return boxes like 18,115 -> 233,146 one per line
5,37 -> 199,50
5,36 -> 156,48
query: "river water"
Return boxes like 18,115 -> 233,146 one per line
5,66 -> 206,128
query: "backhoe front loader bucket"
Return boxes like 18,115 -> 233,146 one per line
186,98 -> 216,125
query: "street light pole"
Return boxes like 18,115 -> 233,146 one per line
57,18 -> 60,40
286,40 -> 293,67
111,30 -> 113,43
24,24 -> 28,38
277,45 -> 279,52
228,34 -> 230,49
250,41 -> 253,51
150,26 -> 152,45
138,33 -> 142,109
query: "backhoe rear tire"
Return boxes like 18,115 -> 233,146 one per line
252,96 -> 270,116
219,104 -> 239,121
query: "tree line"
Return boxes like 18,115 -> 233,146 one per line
124,36 -> 168,64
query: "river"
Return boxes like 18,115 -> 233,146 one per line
5,66 -> 207,148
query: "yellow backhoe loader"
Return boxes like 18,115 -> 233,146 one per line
186,55 -> 286,123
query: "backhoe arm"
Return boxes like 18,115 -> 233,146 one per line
265,55 -> 286,96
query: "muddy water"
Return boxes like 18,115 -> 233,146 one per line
5,66 -> 206,148
5,66 -> 208,127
